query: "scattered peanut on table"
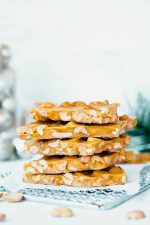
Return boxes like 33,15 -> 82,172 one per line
0,213 -> 6,222
2,192 -> 23,203
126,210 -> 146,220
50,207 -> 74,217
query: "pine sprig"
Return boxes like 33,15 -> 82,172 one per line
134,93 -> 150,133
126,92 -> 150,152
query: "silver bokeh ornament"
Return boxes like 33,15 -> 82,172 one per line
0,128 -> 16,160
0,44 -> 17,160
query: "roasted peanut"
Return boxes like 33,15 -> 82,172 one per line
3,192 -> 23,203
50,207 -> 73,217
0,213 -> 6,222
126,210 -> 146,220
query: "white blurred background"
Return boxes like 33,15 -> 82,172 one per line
0,0 -> 150,113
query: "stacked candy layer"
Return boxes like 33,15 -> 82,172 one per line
17,101 -> 136,187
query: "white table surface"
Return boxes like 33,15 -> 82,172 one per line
0,160 -> 149,225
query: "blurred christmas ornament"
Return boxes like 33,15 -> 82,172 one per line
0,128 -> 16,160
0,44 -> 17,160
0,110 -> 13,130
2,97 -> 16,113
13,109 -> 33,159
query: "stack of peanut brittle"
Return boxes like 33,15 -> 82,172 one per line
17,101 -> 137,187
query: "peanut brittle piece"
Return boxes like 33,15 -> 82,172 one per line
17,115 -> 137,140
23,166 -> 126,187
30,100 -> 119,124
23,150 -> 134,174
23,135 -> 130,156
127,153 -> 150,163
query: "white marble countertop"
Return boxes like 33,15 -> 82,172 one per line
0,160 -> 150,225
